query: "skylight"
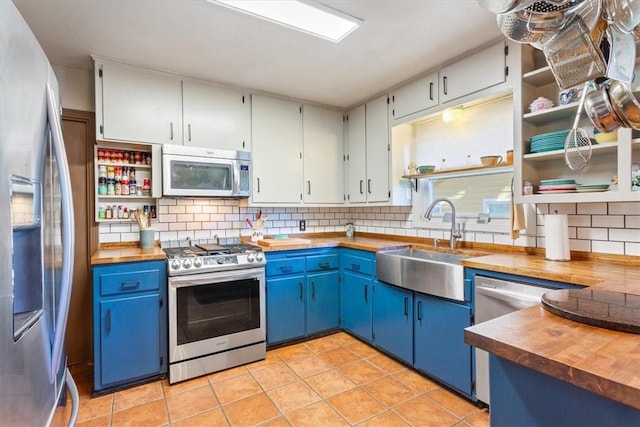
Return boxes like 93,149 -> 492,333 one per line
207,0 -> 361,43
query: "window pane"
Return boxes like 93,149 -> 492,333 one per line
431,172 -> 513,218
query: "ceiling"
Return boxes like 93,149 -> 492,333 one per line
13,0 -> 502,109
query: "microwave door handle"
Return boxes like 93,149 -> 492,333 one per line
46,83 -> 75,384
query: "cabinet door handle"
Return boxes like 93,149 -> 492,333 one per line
170,122 -> 174,140
417,300 -> 422,321
311,281 -> 316,300
367,179 -> 372,194
443,76 -> 448,95
105,309 -> 111,332
299,282 -> 304,300
256,177 -> 261,193
429,82 -> 434,100
188,124 -> 192,141
359,180 -> 364,194
364,284 -> 368,302
121,280 -> 140,290
404,297 -> 409,316
307,180 -> 311,195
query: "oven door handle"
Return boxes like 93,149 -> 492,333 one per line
169,268 -> 264,288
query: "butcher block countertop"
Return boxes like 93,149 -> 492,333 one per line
464,253 -> 640,410
91,245 -> 166,265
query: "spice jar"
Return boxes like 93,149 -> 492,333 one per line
345,222 -> 355,238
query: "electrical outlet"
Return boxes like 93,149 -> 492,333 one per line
299,220 -> 306,231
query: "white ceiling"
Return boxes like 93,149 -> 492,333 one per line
13,0 -> 502,109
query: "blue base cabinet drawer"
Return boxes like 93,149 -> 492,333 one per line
93,260 -> 167,394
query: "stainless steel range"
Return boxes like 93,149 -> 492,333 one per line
164,242 -> 266,384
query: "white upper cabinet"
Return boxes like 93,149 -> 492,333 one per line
390,71 -> 439,122
98,62 -> 182,144
251,95 -> 302,204
302,105 -> 344,204
440,41 -> 507,104
365,95 -> 391,203
182,81 -> 249,151
346,95 -> 390,204
346,104 -> 367,203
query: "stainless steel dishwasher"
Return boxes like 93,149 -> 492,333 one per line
474,275 -> 551,406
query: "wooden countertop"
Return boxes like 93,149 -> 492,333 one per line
463,252 -> 640,410
91,246 -> 166,265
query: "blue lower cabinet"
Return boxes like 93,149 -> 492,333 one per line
341,270 -> 373,341
490,355 -> 640,426
93,260 -> 167,393
372,280 -> 413,364
307,271 -> 340,334
265,249 -> 340,345
100,294 -> 161,386
414,293 -> 473,396
266,275 -> 306,344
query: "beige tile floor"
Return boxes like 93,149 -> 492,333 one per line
62,332 -> 489,427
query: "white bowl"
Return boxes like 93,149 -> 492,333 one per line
529,97 -> 554,112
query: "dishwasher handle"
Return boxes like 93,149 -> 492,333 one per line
475,285 -> 542,309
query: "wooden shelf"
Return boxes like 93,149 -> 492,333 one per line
403,164 -> 513,191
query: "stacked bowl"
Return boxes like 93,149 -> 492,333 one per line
529,130 -> 570,153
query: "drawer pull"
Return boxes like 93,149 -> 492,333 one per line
121,280 -> 141,289
280,265 -> 293,272
351,263 -> 361,271
318,261 -> 330,269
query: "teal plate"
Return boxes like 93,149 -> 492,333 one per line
540,179 -> 576,185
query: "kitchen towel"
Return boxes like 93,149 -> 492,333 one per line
510,178 -> 525,239
545,214 -> 571,261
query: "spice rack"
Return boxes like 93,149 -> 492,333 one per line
94,142 -> 160,223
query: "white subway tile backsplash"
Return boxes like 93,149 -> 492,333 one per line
576,203 -> 608,215
610,228 -> 640,242
625,242 -> 640,256
626,216 -> 640,228
609,202 -> 640,215
97,198 -> 640,258
577,227 -> 608,240
591,240 -> 625,255
592,215 -> 624,228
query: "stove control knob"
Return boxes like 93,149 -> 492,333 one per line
255,252 -> 264,263
182,259 -> 192,269
217,257 -> 225,264
170,259 -> 181,270
247,253 -> 255,263
193,258 -> 203,268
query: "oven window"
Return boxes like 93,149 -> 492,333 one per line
176,278 -> 260,345
170,160 -> 232,191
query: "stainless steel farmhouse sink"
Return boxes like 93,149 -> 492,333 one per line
376,249 -> 469,302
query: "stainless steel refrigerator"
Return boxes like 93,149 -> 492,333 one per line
1,1 -> 79,425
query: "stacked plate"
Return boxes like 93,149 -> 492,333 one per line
529,130 -> 570,153
537,179 -> 576,194
576,184 -> 610,193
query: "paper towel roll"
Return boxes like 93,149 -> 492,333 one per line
545,214 -> 570,261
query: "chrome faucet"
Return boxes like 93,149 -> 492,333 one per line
424,197 -> 462,250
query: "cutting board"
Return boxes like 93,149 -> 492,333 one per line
257,237 -> 311,247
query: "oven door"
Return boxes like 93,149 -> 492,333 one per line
168,267 -> 265,364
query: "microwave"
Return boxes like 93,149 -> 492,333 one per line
162,145 -> 250,197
